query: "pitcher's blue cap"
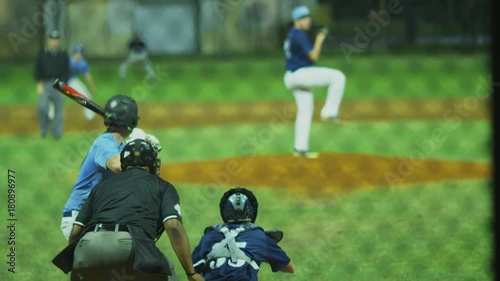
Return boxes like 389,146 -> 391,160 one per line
291,6 -> 310,20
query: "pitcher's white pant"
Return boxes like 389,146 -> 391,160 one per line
68,78 -> 95,120
60,210 -> 79,241
119,51 -> 156,80
284,66 -> 346,152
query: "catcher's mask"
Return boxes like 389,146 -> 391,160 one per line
219,187 -> 258,223
120,139 -> 161,175
104,95 -> 139,132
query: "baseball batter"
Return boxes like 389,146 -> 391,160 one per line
68,43 -> 97,120
60,95 -> 160,241
283,6 -> 346,158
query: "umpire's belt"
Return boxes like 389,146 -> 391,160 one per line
93,223 -> 129,232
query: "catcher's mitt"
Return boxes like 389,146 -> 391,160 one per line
265,229 -> 283,243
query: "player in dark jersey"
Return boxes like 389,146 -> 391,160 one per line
283,5 -> 347,158
192,188 -> 295,281
119,33 -> 156,81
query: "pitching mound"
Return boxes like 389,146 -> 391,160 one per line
161,153 -> 490,196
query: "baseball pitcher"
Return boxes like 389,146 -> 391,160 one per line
283,6 -> 346,159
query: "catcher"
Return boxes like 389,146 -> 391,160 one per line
191,187 -> 295,280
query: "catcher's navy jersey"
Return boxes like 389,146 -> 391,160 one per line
284,27 -> 314,72
63,133 -> 125,213
192,225 -> 291,281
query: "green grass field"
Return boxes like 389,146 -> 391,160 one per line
0,52 -> 492,281
0,52 -> 488,105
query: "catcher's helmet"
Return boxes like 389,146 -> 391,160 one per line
120,139 -> 161,175
104,95 -> 139,132
220,187 -> 258,223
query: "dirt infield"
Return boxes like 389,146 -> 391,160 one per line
162,153 -> 490,195
0,98 -> 489,135
3,98 -> 490,194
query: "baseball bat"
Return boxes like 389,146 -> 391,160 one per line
52,78 -> 106,117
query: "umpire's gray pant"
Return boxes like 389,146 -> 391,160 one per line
38,80 -> 64,138
73,230 -> 178,281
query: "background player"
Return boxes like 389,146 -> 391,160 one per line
67,43 -> 97,120
192,187 -> 295,280
119,33 -> 156,81
283,6 -> 347,158
33,30 -> 69,139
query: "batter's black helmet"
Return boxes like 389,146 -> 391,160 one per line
104,95 -> 139,132
120,139 -> 161,175
220,187 -> 258,223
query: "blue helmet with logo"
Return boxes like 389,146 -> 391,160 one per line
73,43 -> 85,54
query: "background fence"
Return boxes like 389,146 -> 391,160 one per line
0,0 -> 491,60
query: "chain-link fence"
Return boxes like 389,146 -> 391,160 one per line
0,0 -> 491,59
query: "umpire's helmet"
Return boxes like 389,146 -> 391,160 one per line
220,187 -> 258,223
104,95 -> 139,132
120,139 -> 161,175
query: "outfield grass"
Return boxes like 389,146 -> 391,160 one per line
0,120 -> 490,165
2,177 -> 492,281
0,52 -> 488,105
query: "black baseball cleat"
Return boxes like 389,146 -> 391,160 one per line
293,149 -> 319,159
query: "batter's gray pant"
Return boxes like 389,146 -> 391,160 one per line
73,230 -> 178,281
38,80 -> 64,139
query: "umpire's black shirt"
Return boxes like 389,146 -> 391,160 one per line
75,168 -> 182,240
33,47 -> 70,82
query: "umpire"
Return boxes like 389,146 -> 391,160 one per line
33,29 -> 69,139
53,139 -> 204,281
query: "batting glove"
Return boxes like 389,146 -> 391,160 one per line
128,128 -> 147,142
146,134 -> 163,152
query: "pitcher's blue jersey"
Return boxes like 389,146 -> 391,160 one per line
63,133 -> 125,213
284,27 -> 314,72
69,56 -> 89,79
192,225 -> 291,281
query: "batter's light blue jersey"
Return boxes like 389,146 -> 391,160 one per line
284,27 -> 314,72
69,56 -> 89,79
63,133 -> 125,213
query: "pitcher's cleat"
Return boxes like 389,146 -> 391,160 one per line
293,149 -> 319,159
321,115 -> 345,126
